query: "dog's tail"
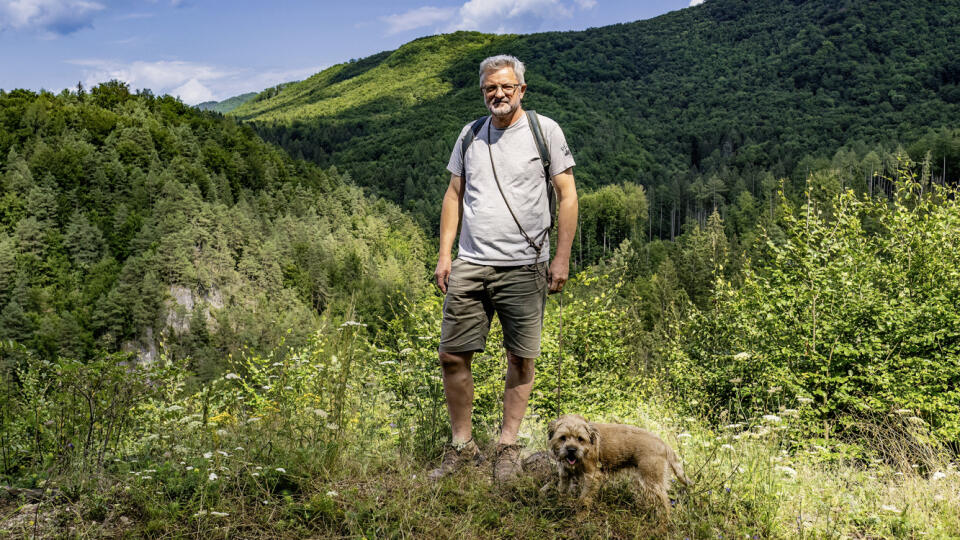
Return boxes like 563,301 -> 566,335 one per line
670,455 -> 693,486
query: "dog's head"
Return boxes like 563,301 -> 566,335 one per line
547,414 -> 599,471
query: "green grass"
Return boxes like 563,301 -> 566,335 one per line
2,389 -> 957,539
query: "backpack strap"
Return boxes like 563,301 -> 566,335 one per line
525,110 -> 551,175
526,110 -> 557,230
459,116 -> 488,178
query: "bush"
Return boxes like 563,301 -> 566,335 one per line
667,160 -> 960,446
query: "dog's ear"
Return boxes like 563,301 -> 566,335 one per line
587,423 -> 599,446
547,419 -> 557,441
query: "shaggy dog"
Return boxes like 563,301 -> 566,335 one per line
544,414 -> 691,511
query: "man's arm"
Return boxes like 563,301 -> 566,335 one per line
548,167 -> 577,293
435,173 -> 465,294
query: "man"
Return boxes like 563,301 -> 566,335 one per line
430,55 -> 578,483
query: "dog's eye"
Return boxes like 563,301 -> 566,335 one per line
559,435 -> 566,441
577,436 -> 585,443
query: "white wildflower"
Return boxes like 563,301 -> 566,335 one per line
142,476 -> 152,480
720,444 -> 734,451
728,377 -> 743,384
224,373 -> 241,380
326,490 -> 338,497
932,471 -> 946,481
272,362 -> 284,367
208,472 -> 218,481
186,466 -> 194,471
724,423 -> 743,430
166,405 -> 184,412
733,352 -> 751,361
767,386 -> 782,394
894,408 -> 912,415
210,511 -> 229,518
217,450 -> 229,457
881,505 -> 901,513
275,467 -> 286,473
216,429 -> 228,437
341,320 -> 367,327
399,348 -> 413,355
775,465 -> 797,478
193,510 -> 208,517
782,409 -> 799,416
255,466 -> 262,470
247,417 -> 261,424
762,414 -> 781,423
261,385 -> 271,391
326,423 -> 339,431
203,452 -> 213,459
234,447 -> 244,452
313,408 -> 329,418
251,472 -> 259,477
797,397 -> 814,405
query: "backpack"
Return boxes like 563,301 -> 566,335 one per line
459,110 -> 558,230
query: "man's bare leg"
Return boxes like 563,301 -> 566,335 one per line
439,350 -> 475,443
499,351 -> 535,445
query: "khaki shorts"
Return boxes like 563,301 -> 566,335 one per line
439,259 -> 548,358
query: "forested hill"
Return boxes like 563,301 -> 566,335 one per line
0,83 -> 428,375
233,0 -> 960,233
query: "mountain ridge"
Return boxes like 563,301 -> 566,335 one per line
233,0 -> 960,233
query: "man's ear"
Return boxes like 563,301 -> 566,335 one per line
547,419 -> 558,441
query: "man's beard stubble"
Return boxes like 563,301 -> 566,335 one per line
486,96 -> 518,118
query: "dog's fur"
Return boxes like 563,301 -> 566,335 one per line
544,414 -> 692,511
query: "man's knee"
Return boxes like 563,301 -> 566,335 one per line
439,351 -> 472,373
506,352 -> 534,373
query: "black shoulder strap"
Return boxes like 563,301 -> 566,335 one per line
526,110 -> 557,230
525,110 -> 551,175
459,116 -> 487,178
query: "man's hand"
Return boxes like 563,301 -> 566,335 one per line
547,256 -> 569,294
435,256 -> 452,294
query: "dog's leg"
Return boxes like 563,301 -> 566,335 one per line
577,471 -> 600,507
557,469 -> 571,496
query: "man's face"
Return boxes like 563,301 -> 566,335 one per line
482,66 -> 526,118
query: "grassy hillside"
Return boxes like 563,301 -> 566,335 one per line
197,92 -> 258,114
234,0 -> 960,235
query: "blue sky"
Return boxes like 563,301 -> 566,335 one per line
1,0 -> 702,105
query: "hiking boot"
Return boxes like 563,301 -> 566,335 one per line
428,439 -> 483,481
493,443 -> 523,484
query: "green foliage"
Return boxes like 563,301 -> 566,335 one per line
666,159 -> 960,444
235,0 -> 960,255
0,86 -> 429,370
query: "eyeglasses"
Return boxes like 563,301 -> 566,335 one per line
482,83 -> 521,96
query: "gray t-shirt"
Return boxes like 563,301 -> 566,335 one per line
446,112 -> 575,265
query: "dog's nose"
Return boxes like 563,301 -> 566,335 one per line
565,446 -> 576,456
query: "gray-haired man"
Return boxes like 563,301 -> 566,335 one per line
430,55 -> 578,482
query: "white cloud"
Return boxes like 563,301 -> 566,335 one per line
689,0 -> 704,6
0,0 -> 104,35
381,6 -> 456,35
69,59 -> 325,105
452,0 -> 575,33
380,0 -> 596,36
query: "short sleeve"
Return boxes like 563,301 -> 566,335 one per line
543,119 -> 576,176
446,123 -> 473,178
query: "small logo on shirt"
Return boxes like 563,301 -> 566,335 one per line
561,144 -> 571,157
